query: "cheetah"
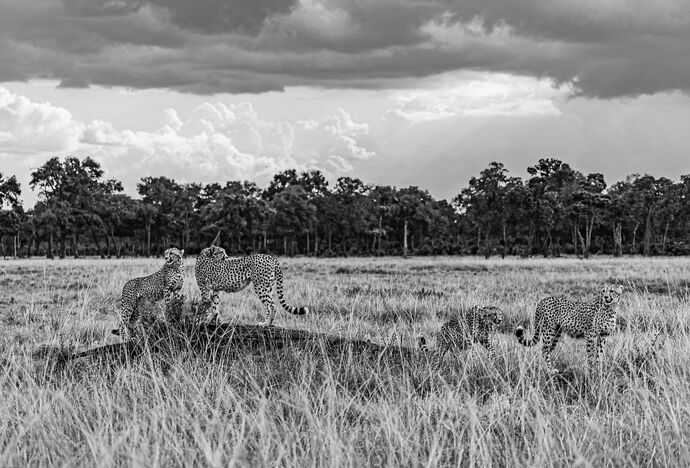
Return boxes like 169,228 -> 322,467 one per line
194,245 -> 308,326
418,305 -> 504,363
515,283 -> 624,371
116,247 -> 185,338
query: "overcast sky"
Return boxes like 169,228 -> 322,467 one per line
2,0 -> 690,206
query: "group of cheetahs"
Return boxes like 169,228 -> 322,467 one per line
118,246 -> 625,373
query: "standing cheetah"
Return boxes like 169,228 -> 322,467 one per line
194,245 -> 308,326
418,305 -> 504,363
116,247 -> 185,338
515,283 -> 624,371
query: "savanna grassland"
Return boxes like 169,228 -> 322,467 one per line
1,255 -> 689,467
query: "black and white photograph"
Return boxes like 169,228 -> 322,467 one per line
1,0 -> 689,466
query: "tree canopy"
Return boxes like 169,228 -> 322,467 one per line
2,156 -> 690,259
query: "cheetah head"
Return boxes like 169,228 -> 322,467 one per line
164,247 -> 184,266
201,245 -> 227,261
600,283 -> 624,306
481,306 -> 504,325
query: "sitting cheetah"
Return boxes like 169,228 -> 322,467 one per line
515,283 -> 624,371
418,305 -> 504,363
116,247 -> 185,338
194,245 -> 308,326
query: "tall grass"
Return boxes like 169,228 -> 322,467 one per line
0,255 -> 689,466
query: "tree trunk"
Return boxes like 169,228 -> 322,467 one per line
613,222 -> 622,257
662,219 -> 670,254
72,231 -> 80,259
314,221 -> 319,257
306,231 -> 310,256
403,220 -> 409,258
59,230 -> 67,259
283,236 -> 287,256
501,221 -> 507,259
643,207 -> 653,256
484,227 -> 491,259
631,222 -> 640,256
146,223 -> 152,257
577,228 -> 589,259
585,216 -> 595,257
377,215 -> 383,253
91,229 -> 104,258
523,225 -> 535,259
543,230 -> 552,258
48,229 -> 54,259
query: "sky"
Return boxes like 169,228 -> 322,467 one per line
1,0 -> 690,207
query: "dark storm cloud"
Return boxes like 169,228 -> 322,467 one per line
63,0 -> 299,34
1,0 -> 689,97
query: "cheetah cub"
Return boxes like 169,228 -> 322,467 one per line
515,283 -> 624,372
115,247 -> 185,338
418,305 -> 504,363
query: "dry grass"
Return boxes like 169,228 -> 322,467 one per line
1,255 -> 689,467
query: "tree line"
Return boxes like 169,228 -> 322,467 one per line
1,156 -> 689,259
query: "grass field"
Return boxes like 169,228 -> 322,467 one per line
1,255 -> 689,467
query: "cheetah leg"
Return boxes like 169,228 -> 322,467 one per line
549,326 -> 562,353
119,300 -> 135,338
207,292 -> 220,323
254,281 -> 277,327
586,333 -> 604,371
199,284 -> 219,323
121,296 -> 142,339
541,328 -> 559,372
164,289 -> 182,325
479,337 -> 496,358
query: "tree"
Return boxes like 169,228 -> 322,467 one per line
567,173 -> 609,258
30,157 -> 110,258
0,172 -> 22,258
456,162 -> 518,258
270,185 -> 315,256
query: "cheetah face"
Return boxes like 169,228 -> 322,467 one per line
204,245 -> 228,261
164,247 -> 184,266
601,284 -> 624,305
482,306 -> 504,325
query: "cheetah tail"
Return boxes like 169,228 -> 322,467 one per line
515,324 -> 539,347
275,262 -> 309,316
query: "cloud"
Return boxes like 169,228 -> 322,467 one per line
389,72 -> 565,122
0,86 -> 376,202
81,102 -> 376,189
0,87 -> 83,152
1,0 -> 690,97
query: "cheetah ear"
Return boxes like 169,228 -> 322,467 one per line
615,284 -> 623,294
180,249 -> 185,256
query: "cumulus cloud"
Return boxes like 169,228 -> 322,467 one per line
0,0 -> 689,97
0,87 -> 375,195
0,87 -> 83,152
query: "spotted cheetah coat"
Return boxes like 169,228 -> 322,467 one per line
515,283 -> 623,371
118,247 -> 184,337
419,305 -> 503,362
194,245 -> 308,326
